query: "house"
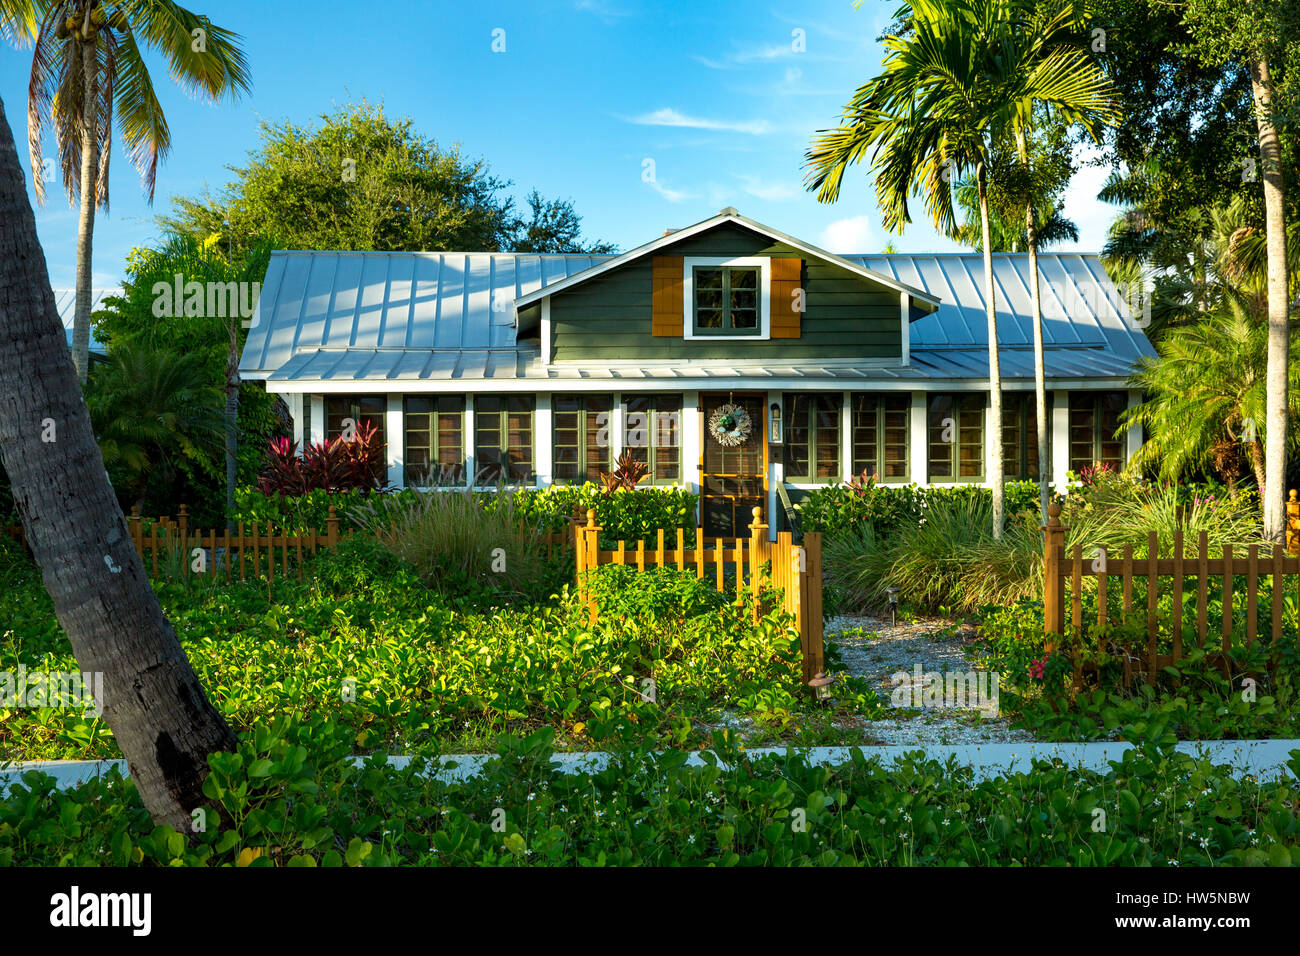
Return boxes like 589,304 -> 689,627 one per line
237,208 -> 1155,539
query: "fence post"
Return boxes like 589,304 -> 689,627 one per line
1043,502 -> 1066,649
1288,490 -> 1299,555
128,506 -> 143,559
583,509 -> 601,627
802,531 -> 824,687
177,504 -> 189,558
326,506 -> 339,548
748,506 -> 767,623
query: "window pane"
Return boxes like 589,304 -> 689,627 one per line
882,395 -> 909,478
784,394 -> 811,479
927,394 -> 955,478
851,394 -> 880,478
729,268 -> 757,290
696,269 -> 723,290
326,394 -> 386,483
958,399 -> 983,478
814,395 -> 841,479
1098,392 -> 1125,469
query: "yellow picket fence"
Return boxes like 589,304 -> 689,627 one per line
572,508 -> 825,686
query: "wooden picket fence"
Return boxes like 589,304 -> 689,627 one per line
3,505 -> 576,581
572,507 -> 826,688
1042,496 -> 1300,688
129,505 -> 344,583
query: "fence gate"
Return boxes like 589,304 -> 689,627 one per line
573,508 -> 825,690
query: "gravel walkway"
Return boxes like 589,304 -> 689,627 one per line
826,613 -> 1040,746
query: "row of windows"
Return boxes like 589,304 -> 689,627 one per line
324,394 -> 682,487
321,391 -> 1128,486
786,391 -> 1125,482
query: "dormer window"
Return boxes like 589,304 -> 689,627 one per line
693,266 -> 758,334
683,256 -> 771,340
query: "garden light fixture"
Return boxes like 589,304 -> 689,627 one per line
886,587 -> 900,626
808,670 -> 834,704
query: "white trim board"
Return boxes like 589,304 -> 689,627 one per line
681,256 -> 771,341
265,378 -> 1134,395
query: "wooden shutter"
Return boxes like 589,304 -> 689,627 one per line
651,256 -> 684,336
770,257 -> 803,338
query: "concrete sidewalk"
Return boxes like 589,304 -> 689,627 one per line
4,739 -> 1298,795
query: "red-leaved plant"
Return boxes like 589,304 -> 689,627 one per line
257,420 -> 389,495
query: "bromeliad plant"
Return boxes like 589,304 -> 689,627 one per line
257,422 -> 388,496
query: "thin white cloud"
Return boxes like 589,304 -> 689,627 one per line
735,173 -> 799,201
574,0 -> 630,21
819,215 -> 873,253
645,178 -> 695,203
628,108 -> 771,135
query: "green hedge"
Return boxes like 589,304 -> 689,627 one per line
234,483 -> 700,547
798,480 -> 1045,540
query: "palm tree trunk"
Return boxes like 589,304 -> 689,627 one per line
72,36 -> 97,385
1249,439 -> 1267,496
1249,54 -> 1290,541
0,94 -> 236,831
1019,131 -> 1049,525
225,321 -> 239,530
978,164 -> 1005,538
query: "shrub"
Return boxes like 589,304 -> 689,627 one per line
354,486 -> 560,601
257,422 -> 388,496
512,483 -> 699,546
824,495 -> 1042,612
799,478 -> 1045,540
233,486 -> 419,534
1060,470 -> 1263,557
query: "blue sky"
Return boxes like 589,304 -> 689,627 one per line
0,0 -> 1116,290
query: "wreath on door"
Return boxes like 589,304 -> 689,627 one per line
708,403 -> 753,447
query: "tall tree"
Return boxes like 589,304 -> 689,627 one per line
92,234 -> 281,523
87,342 -> 225,512
8,0 -> 250,383
1181,0 -> 1297,541
806,0 -> 1117,537
158,102 -> 615,257
1121,296 -> 1300,489
0,90 -> 234,830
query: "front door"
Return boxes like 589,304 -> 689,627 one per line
700,392 -> 766,539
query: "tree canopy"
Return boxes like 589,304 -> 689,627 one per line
158,101 -> 613,256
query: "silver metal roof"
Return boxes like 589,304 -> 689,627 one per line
53,288 -> 113,353
240,251 -> 607,375
241,247 -> 1153,388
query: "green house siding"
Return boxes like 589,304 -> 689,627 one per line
549,222 -> 903,361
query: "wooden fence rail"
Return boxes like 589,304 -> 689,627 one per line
1043,501 -> 1299,687
573,507 -> 826,689
4,505 -> 578,579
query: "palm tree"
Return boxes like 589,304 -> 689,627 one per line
87,343 -> 225,511
1121,296 -> 1300,490
0,88 -> 236,831
805,0 -> 1118,538
1103,191 -> 1300,342
118,232 -> 273,525
6,0 -> 250,383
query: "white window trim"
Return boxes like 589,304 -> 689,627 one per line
682,256 -> 771,341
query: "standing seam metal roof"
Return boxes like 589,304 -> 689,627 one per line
239,249 -> 1155,385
